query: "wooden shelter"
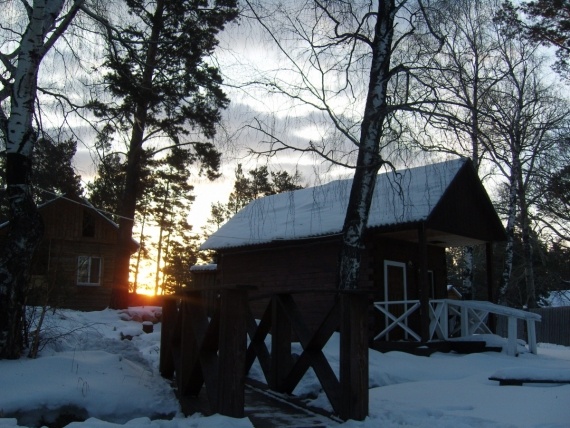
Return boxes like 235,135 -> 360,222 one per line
160,158 -> 519,421
200,157 -> 506,341
0,194 -> 137,310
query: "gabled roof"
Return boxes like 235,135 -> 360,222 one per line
201,157 -> 490,250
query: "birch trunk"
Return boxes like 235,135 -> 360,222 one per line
498,172 -> 518,305
338,0 -> 395,290
0,0 -> 82,359
516,167 -> 536,308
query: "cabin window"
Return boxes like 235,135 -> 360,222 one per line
82,210 -> 95,237
77,256 -> 101,286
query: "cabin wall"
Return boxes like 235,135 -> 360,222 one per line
216,234 -> 446,336
217,238 -> 353,334
365,236 -> 447,300
0,198 -> 122,311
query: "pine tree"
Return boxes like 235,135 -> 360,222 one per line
88,0 -> 238,308
206,164 -> 304,231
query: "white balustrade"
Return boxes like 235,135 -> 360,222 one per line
373,299 -> 541,356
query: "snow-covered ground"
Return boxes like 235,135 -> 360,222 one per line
0,307 -> 569,427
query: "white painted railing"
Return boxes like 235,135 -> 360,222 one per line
373,299 -> 541,356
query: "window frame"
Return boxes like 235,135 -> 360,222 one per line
77,255 -> 102,286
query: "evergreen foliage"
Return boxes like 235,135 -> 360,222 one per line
87,0 -> 238,307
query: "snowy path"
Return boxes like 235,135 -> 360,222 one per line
244,383 -> 340,427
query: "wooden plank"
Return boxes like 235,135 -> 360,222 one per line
217,288 -> 247,418
339,293 -> 368,421
193,295 -> 221,407
271,295 -> 292,391
278,295 -> 342,413
246,301 -> 272,377
178,298 -> 203,396
490,376 -> 570,386
159,296 -> 177,378
418,222 -> 430,342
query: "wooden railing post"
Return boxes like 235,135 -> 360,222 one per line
506,316 -> 518,356
217,287 -> 248,418
159,295 -> 177,378
340,292 -> 368,421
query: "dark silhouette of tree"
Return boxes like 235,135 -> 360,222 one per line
0,0 -> 86,359
207,164 -> 304,231
86,0 -> 238,308
499,1 -> 570,78
31,138 -> 84,203
0,137 -> 84,222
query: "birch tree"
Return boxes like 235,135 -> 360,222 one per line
0,0 -> 86,359
413,0 -> 504,296
483,33 -> 570,307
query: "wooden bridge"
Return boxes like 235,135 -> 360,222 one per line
159,286 -> 541,421
159,286 -> 369,421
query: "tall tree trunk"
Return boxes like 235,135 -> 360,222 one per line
154,189 -> 169,296
517,168 -> 536,308
338,0 -> 394,290
133,212 -> 147,294
462,104 -> 480,296
110,0 -> 165,309
498,167 -> 518,305
0,0 -> 73,358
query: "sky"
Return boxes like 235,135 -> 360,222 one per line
0,306 -> 569,427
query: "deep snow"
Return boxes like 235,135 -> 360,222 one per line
0,306 -> 569,427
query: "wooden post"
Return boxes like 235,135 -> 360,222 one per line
159,295 -> 177,378
486,242 -> 496,333
270,295 -> 292,391
418,223 -> 430,342
506,316 -> 518,356
178,293 -> 204,397
339,292 -> 368,421
217,287 -> 248,418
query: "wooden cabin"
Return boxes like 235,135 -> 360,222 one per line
0,195 -> 137,310
199,158 -> 506,341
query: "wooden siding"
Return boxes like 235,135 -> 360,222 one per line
0,196 -> 123,311
365,235 -> 447,300
40,198 -> 119,244
216,233 -> 447,337
427,163 -> 506,242
218,237 -> 344,334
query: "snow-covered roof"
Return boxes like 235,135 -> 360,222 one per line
201,158 -> 468,250
190,263 -> 218,272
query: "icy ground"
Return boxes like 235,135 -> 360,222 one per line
0,307 -> 569,427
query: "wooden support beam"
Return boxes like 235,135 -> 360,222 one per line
159,295 -> 177,378
245,302 -> 272,376
486,242 -> 496,333
217,288 -> 248,418
270,295 -> 292,391
178,296 -> 204,396
339,292 -> 368,421
418,222 -> 430,342
279,295 -> 341,411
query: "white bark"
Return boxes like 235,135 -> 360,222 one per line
0,0 -> 84,359
338,0 -> 398,290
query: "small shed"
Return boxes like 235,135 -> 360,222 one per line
0,194 -> 138,310
200,158 -> 506,340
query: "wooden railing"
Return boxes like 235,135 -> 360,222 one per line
160,287 -> 369,421
373,299 -> 541,356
